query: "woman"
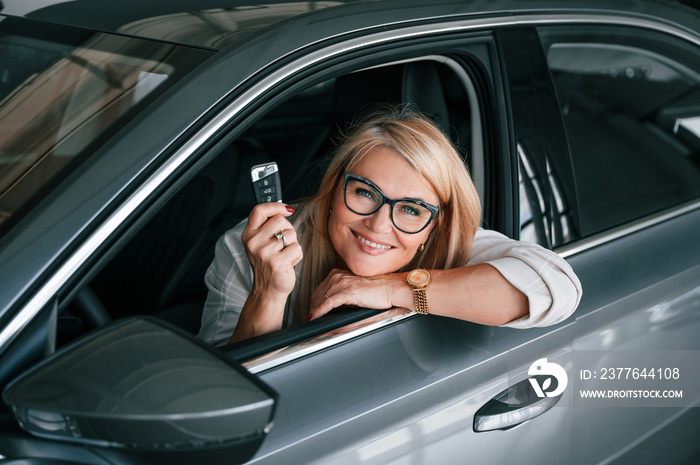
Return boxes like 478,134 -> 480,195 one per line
199,106 -> 582,346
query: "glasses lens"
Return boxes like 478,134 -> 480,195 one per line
345,178 -> 382,214
345,177 -> 434,233
393,201 -> 433,233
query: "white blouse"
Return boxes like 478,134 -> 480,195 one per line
198,220 -> 582,346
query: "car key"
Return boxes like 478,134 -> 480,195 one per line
251,162 -> 282,203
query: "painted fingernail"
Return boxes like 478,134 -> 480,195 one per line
286,205 -> 295,213
305,313 -> 313,321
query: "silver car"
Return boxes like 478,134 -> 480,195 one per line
0,0 -> 699,464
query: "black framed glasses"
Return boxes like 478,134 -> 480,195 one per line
343,173 -> 439,234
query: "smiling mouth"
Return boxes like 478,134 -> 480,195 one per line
353,231 -> 393,250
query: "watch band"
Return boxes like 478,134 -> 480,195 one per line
412,287 -> 429,314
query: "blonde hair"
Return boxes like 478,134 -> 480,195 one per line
295,105 -> 482,319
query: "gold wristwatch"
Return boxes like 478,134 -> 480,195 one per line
407,269 -> 431,315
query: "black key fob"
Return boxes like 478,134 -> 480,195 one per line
251,162 -> 282,203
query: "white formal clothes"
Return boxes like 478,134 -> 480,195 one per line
198,219 -> 582,346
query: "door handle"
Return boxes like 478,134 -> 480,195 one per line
474,376 -> 561,432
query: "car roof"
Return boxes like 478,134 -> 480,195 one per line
0,0 -> 365,49
1,0 -> 700,50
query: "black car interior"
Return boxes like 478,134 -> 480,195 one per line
61,58 -> 476,349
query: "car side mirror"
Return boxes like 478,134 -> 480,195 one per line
2,317 -> 276,464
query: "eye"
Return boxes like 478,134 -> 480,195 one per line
354,187 -> 376,199
400,204 -> 421,217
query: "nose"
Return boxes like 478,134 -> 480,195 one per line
365,203 -> 394,234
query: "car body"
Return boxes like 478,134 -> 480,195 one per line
0,0 -> 699,464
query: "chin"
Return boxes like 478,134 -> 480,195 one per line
345,255 -> 402,277
346,261 -> 378,277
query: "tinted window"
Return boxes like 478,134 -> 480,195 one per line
538,25 -> 700,237
0,17 -> 213,237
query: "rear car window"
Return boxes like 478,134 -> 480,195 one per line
0,16 -> 213,237
538,25 -> 700,237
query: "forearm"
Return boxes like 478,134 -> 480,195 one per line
391,264 -> 529,326
228,291 -> 287,343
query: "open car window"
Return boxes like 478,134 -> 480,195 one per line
68,53 -> 488,368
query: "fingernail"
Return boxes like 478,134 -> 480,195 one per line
305,313 -> 313,321
286,205 -> 295,213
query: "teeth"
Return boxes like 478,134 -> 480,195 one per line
355,233 -> 391,250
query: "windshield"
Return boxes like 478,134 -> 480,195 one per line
0,16 -> 213,235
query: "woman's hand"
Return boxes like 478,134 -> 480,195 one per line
307,269 -> 408,320
230,203 -> 302,342
242,202 -> 302,298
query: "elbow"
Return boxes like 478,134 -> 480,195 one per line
490,292 -> 530,326
496,304 -> 530,326
501,281 -> 582,329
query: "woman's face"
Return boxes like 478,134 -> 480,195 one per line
328,146 -> 439,277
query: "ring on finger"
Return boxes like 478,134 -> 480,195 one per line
324,293 -> 331,299
274,231 -> 288,248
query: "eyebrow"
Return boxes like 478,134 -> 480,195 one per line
349,173 -> 436,205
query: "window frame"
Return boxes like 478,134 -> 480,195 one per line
210,47 -> 501,370
0,21 -> 505,376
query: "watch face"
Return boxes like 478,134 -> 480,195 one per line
408,269 -> 430,286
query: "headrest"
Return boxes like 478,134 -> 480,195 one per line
402,61 -> 450,133
330,64 -> 403,130
330,61 -> 450,135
